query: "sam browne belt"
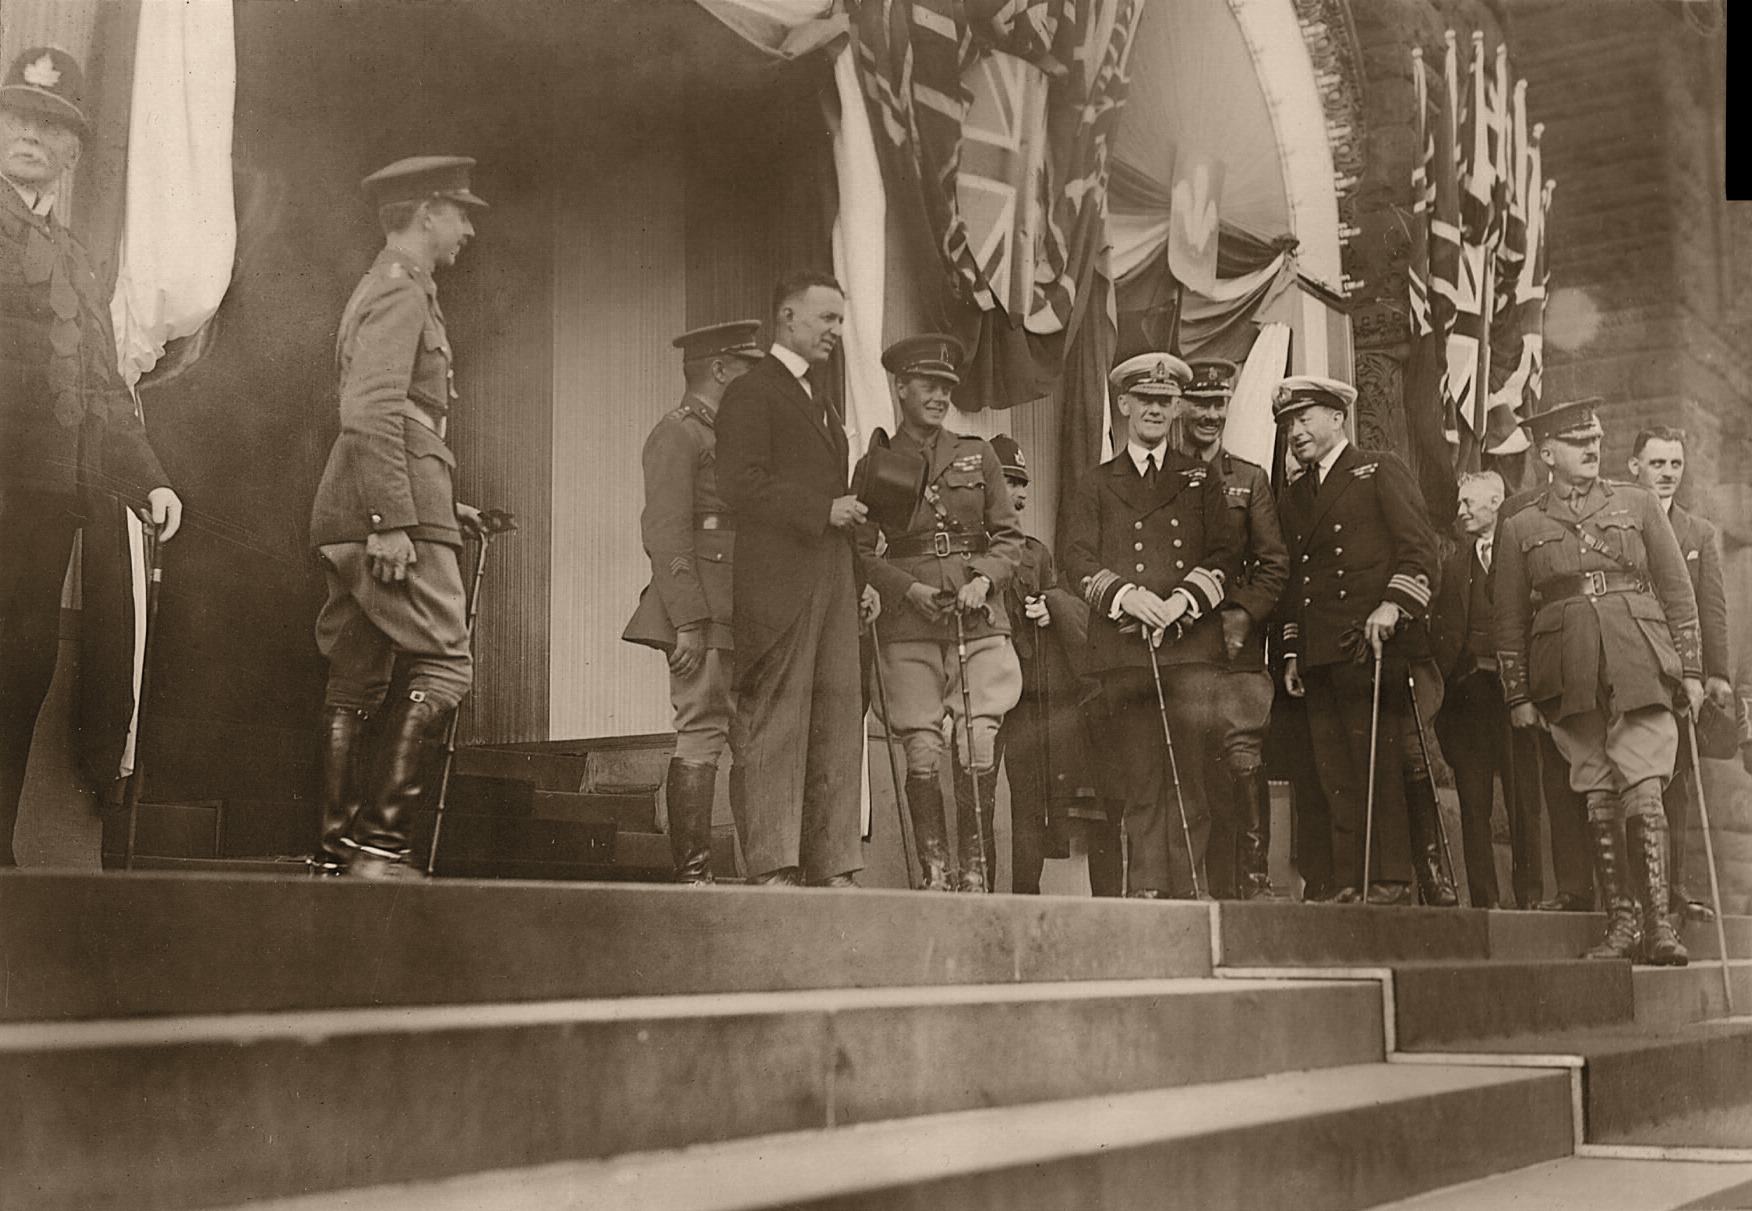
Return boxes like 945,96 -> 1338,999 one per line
886,531 -> 990,559
1537,570 -> 1648,603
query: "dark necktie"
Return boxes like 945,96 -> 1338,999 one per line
1144,452 -> 1158,489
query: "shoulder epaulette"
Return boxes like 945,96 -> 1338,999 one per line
1500,489 -> 1545,521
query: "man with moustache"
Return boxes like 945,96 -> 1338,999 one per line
1062,353 -> 1238,899
1626,426 -> 1732,922
1171,359 -> 1288,898
1,48 -> 183,867
1496,399 -> 1703,964
1275,376 -> 1453,907
716,272 -> 880,887
309,156 -> 487,879
855,336 -> 1023,892
623,321 -> 765,884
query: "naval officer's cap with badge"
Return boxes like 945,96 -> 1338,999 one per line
1270,374 -> 1357,422
673,320 -> 765,364
882,333 -> 965,384
1109,352 -> 1192,399
361,156 -> 490,210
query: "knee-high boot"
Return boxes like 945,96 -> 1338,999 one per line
1627,795 -> 1688,967
345,692 -> 448,880
314,706 -> 372,875
1233,765 -> 1282,899
904,772 -> 955,891
665,758 -> 718,885
953,759 -> 999,893
1583,794 -> 1641,960
1406,776 -> 1459,907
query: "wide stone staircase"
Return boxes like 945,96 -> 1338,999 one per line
2,873 -> 1749,1209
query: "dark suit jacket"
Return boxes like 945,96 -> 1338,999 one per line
1431,541 -> 1489,682
1278,444 -> 1439,669
715,353 -> 856,674
1669,503 -> 1730,683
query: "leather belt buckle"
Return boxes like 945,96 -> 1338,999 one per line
932,531 -> 951,558
1583,570 -> 1607,597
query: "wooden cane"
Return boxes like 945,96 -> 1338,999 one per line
867,619 -> 920,891
122,519 -> 165,871
1361,650 -> 1383,904
1684,714 -> 1735,1015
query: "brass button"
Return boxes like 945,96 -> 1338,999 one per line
1335,570 -> 1345,578
1135,563 -> 1146,572
1173,539 -> 1183,548
1171,519 -> 1181,528
1334,546 -> 1344,555
1175,560 -> 1185,569
1333,523 -> 1343,532
1134,521 -> 1144,530
1338,589 -> 1347,599
1134,542 -> 1144,551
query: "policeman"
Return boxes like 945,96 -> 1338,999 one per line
623,321 -> 765,883
1275,375 -> 1454,906
856,335 -> 1024,892
1062,353 -> 1238,898
1626,426 -> 1732,921
1495,399 -> 1703,965
1173,359 -> 1289,898
309,156 -> 487,880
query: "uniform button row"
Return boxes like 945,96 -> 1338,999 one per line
1134,542 -> 1144,551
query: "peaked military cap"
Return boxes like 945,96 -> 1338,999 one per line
1524,396 -> 1604,443
362,156 -> 488,210
1109,352 -> 1192,398
882,333 -> 964,384
1184,358 -> 1239,398
1271,375 -> 1357,422
1,47 -> 87,133
673,320 -> 763,362
990,433 -> 1029,483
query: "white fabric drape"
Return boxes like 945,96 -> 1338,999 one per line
110,0 -> 236,387
694,0 -> 846,60
1223,320 -> 1289,469
827,43 -> 891,466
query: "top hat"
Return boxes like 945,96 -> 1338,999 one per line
989,433 -> 1028,483
1109,352 -> 1192,398
854,429 -> 927,533
1184,358 -> 1239,398
1524,397 -> 1604,443
673,320 -> 764,363
882,334 -> 964,385
362,156 -> 489,210
1,47 -> 87,133
1271,375 -> 1357,422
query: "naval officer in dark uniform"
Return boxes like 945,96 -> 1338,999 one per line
1275,375 -> 1454,906
1,47 -> 184,866
1172,358 -> 1288,898
1496,399 -> 1703,965
309,156 -> 487,879
856,335 -> 1024,892
1062,353 -> 1239,898
623,321 -> 765,884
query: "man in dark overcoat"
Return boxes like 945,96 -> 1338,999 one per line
1,48 -> 183,866
716,271 -> 878,887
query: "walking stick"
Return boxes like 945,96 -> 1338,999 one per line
952,605 -> 991,892
122,519 -> 166,871
1406,667 -> 1460,896
1144,629 -> 1203,899
426,509 -> 518,875
1035,598 -> 1055,840
1362,650 -> 1384,904
1683,714 -> 1735,1014
868,618 -> 921,890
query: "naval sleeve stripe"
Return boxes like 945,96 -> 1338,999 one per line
1181,566 -> 1225,615
1387,573 -> 1432,609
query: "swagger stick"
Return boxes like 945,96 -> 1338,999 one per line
1145,630 -> 1203,899
868,618 -> 920,890
1406,667 -> 1460,896
952,604 -> 991,891
1684,715 -> 1735,1014
1361,650 -> 1383,904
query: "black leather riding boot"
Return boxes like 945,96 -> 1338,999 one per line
1233,765 -> 1281,899
953,761 -> 999,893
1583,802 -> 1641,960
665,758 -> 718,885
904,772 -> 955,891
1629,812 -> 1689,967
314,706 -> 371,875
345,692 -> 447,879
1406,777 -> 1459,907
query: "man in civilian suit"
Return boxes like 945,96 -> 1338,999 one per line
1628,426 -> 1733,922
716,271 -> 877,887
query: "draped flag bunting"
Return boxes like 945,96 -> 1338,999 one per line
1403,44 -> 1459,522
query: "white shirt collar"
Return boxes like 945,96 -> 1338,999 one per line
1315,438 -> 1349,483
1126,439 -> 1168,477
1660,495 -> 1674,516
7,177 -> 55,217
768,343 -> 812,395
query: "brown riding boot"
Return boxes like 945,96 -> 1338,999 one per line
665,758 -> 718,885
1582,803 -> 1640,960
953,761 -> 999,893
313,705 -> 371,876
1233,766 -> 1283,900
345,692 -> 447,880
904,772 -> 955,891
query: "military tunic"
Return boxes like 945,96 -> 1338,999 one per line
310,246 -> 472,712
856,425 -> 1024,774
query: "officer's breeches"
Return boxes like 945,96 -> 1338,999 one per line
670,648 -> 735,764
1213,667 -> 1274,773
1547,702 -> 1677,795
874,636 -> 1022,775
315,541 -> 473,712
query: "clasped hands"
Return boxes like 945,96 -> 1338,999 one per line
904,574 -> 991,623
1119,585 -> 1189,648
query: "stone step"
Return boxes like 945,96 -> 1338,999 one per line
208,1063 -> 1574,1211
453,741 -> 671,795
532,788 -> 660,832
0,977 -> 1384,1210
1391,959 -> 1635,1050
1630,961 -> 1752,1029
0,874 -> 1212,1021
1217,901 -> 1490,967
1368,1156 -> 1752,1211
1488,910 -> 1752,963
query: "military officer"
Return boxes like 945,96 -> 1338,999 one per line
1172,359 -> 1289,898
623,321 -> 765,884
1275,375 -> 1454,906
1062,353 -> 1239,898
856,335 -> 1024,892
1495,399 -> 1703,965
309,156 -> 487,880
1627,425 -> 1732,922
1,47 -> 185,866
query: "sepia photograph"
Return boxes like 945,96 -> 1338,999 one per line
1,0 -> 1749,1206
